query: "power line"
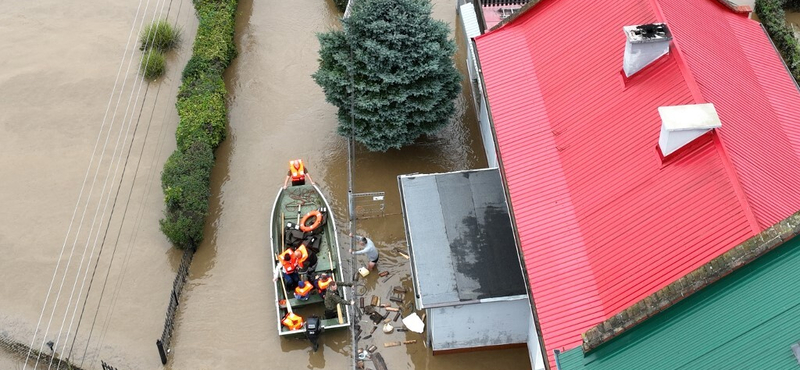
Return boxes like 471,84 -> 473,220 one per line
22,0 -> 152,367
25,0 -> 160,368
46,0 -> 171,367
69,1 -> 181,365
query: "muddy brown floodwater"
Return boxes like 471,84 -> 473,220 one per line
1,0 -> 531,369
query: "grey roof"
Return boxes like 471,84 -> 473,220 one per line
398,168 -> 526,308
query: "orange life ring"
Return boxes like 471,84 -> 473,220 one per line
300,210 -> 323,232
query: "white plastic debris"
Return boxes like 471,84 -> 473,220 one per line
402,313 -> 425,333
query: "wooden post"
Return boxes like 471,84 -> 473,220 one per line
332,270 -> 343,325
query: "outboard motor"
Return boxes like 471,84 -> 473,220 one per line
305,315 -> 323,351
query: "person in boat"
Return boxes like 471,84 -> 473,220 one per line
323,281 -> 354,320
314,273 -> 334,298
349,234 -> 379,271
273,248 -> 300,290
283,159 -> 315,189
282,311 -> 304,331
294,280 -> 313,301
295,243 -> 318,276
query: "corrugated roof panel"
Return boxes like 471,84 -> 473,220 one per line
472,0 -> 800,367
657,0 -> 800,229
558,237 -> 800,369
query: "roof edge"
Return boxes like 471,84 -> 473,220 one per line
715,0 -> 752,13
487,0 -> 545,33
581,209 -> 800,353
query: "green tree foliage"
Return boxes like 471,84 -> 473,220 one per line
160,139 -> 214,249
755,0 -> 800,80
333,0 -> 348,13
313,0 -> 461,152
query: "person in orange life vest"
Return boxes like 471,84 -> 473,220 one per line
282,312 -> 304,331
283,159 -> 315,189
273,249 -> 300,289
294,280 -> 313,301
295,244 -> 318,274
315,273 -> 333,298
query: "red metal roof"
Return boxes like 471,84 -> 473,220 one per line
474,0 -> 800,367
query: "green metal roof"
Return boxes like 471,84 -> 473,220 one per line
558,236 -> 800,370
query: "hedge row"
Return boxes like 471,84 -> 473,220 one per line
160,0 -> 238,249
755,0 -> 800,80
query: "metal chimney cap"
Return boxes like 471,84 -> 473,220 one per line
624,23 -> 672,44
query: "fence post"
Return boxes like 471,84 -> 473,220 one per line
156,339 -> 168,365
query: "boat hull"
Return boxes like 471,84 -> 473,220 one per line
270,184 -> 350,337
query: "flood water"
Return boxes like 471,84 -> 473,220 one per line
1,0 -> 531,369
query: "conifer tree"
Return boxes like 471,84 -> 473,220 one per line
313,0 -> 461,152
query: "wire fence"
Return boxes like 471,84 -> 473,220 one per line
0,334 -> 85,370
156,246 -> 195,365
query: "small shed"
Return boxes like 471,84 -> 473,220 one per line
398,168 -> 529,354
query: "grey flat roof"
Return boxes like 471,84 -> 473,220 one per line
398,168 -> 526,308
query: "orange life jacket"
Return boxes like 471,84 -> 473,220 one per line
295,282 -> 312,297
295,244 -> 309,266
289,160 -> 306,183
279,249 -> 297,274
282,312 -> 304,331
317,276 -> 332,290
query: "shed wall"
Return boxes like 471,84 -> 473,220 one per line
478,95 -> 498,168
528,311 -> 546,370
430,298 -> 529,351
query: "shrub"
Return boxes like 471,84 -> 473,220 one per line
159,139 -> 215,249
193,1 -> 238,67
141,50 -> 166,80
158,0 -> 238,249
181,55 -> 222,82
175,75 -> 227,151
140,19 -> 181,52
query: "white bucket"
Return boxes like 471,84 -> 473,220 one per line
358,267 -> 370,277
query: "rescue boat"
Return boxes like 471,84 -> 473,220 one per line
270,182 -> 350,336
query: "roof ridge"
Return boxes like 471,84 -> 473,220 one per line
650,0 -> 760,234
487,0 -> 545,33
581,210 -> 800,353
715,0 -> 752,13
648,0 -> 705,103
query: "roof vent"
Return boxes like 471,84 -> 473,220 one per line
623,23 -> 672,77
658,103 -> 721,156
792,342 -> 800,365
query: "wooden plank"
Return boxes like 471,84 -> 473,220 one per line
373,352 -> 388,370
